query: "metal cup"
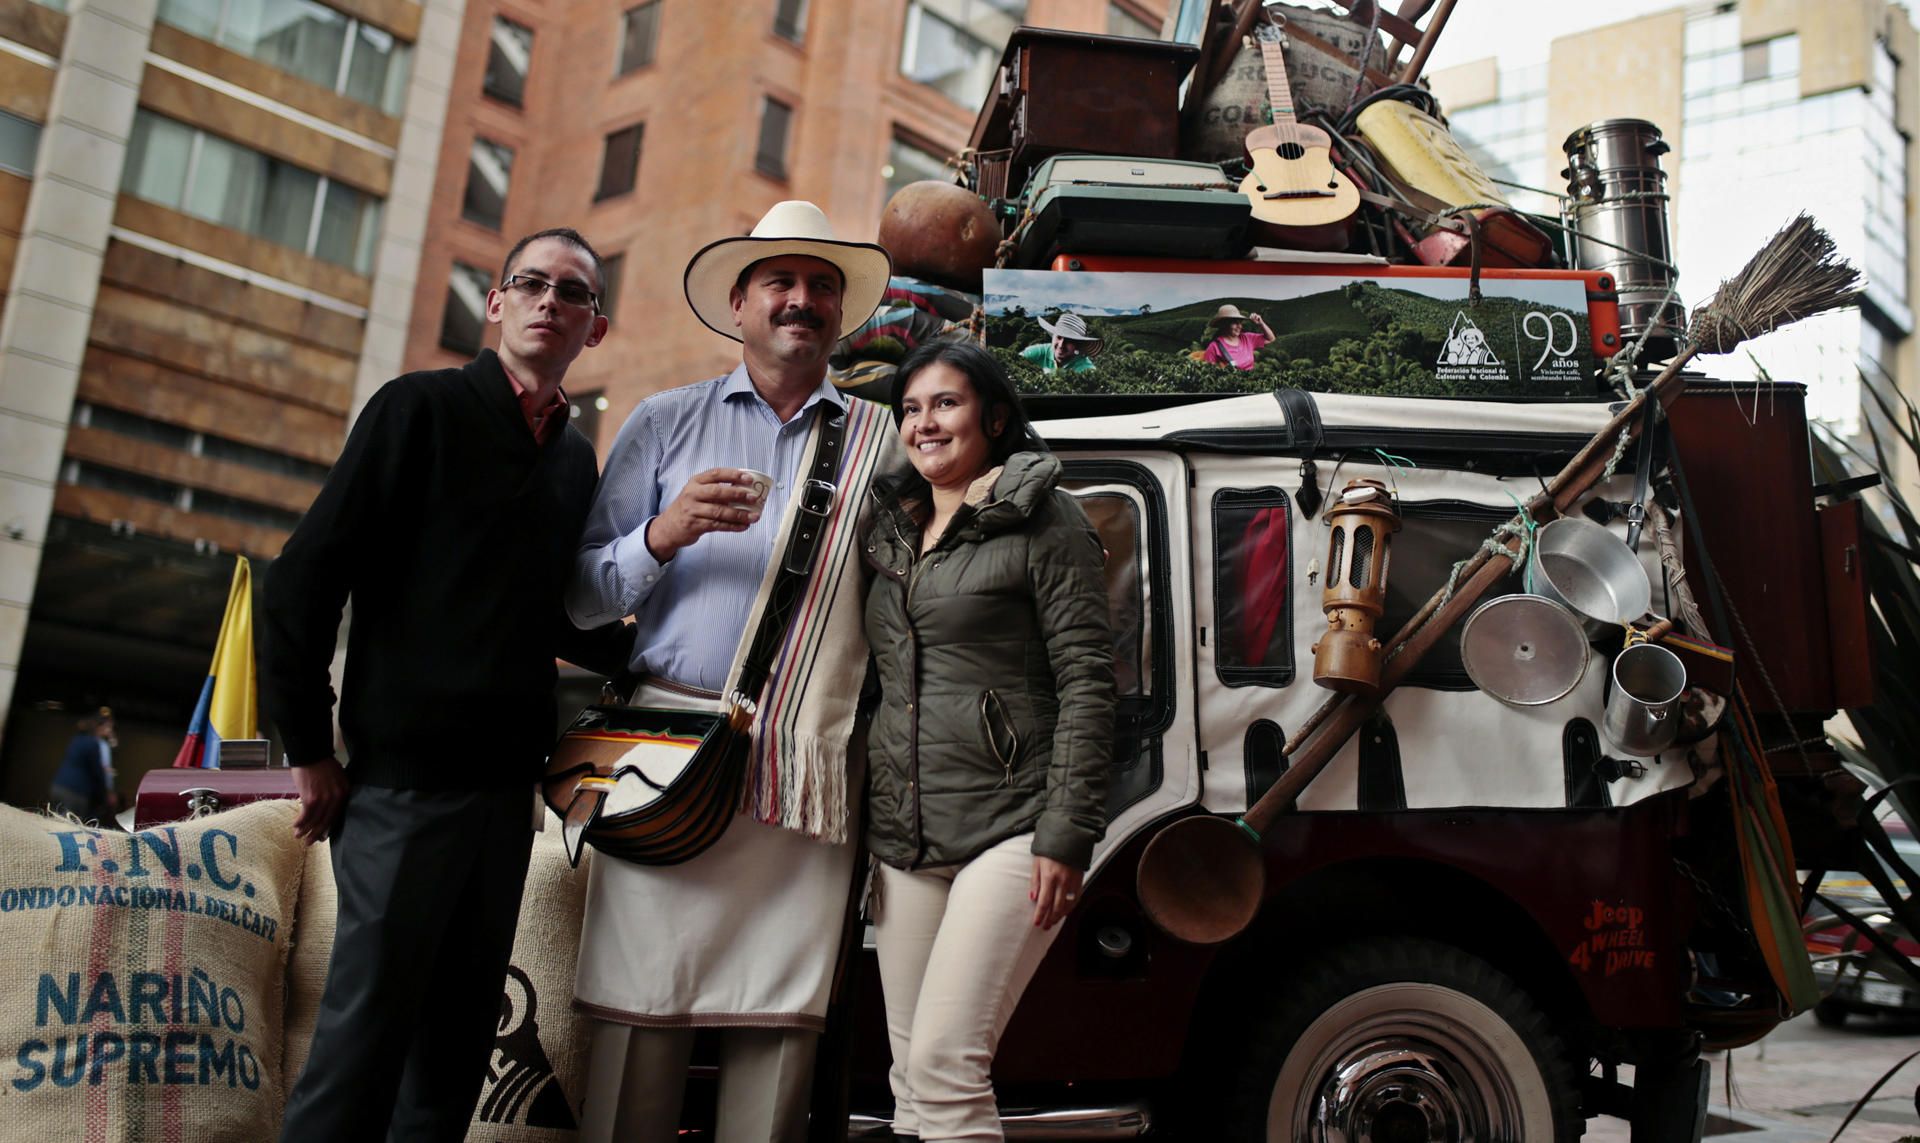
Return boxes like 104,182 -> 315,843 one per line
1603,642 -> 1687,757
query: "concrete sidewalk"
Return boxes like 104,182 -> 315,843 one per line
1587,1011 -> 1920,1141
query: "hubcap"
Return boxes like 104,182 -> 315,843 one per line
1291,1015 -> 1528,1142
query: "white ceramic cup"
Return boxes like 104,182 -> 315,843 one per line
737,469 -> 774,517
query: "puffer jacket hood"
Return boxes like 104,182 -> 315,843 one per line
862,450 -> 1113,870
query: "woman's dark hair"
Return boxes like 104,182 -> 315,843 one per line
889,340 -> 1042,466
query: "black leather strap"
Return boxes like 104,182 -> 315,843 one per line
1624,394 -> 1658,549
1563,718 -> 1612,809
733,403 -> 848,704
1271,387 -> 1324,453
1357,708 -> 1407,812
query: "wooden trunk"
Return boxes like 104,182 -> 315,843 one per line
968,27 -> 1198,201
1666,381 -> 1839,714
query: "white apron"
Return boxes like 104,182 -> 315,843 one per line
572,682 -> 859,1030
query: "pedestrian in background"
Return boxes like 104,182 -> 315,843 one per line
49,707 -> 117,825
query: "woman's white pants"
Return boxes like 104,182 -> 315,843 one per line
872,833 -> 1063,1142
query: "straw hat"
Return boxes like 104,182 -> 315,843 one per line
1207,303 -> 1249,329
1035,311 -> 1105,355
683,200 -> 893,341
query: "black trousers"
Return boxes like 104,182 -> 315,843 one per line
280,783 -> 536,1143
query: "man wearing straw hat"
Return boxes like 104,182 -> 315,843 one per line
566,200 -> 899,1142
1020,310 -> 1103,374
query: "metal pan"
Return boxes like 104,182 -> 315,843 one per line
1531,516 -> 1652,637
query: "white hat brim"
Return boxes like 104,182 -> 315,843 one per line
1035,314 -> 1104,353
684,235 -> 893,342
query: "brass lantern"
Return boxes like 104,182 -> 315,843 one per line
1312,479 -> 1402,693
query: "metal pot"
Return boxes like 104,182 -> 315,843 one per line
1530,517 -> 1652,638
1603,642 -> 1688,757
1562,118 -> 1683,360
1459,594 -> 1590,706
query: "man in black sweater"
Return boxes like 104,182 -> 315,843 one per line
264,228 -> 633,1142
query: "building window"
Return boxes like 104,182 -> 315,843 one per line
65,461 -> 187,508
755,97 -> 792,180
1107,2 -> 1155,38
617,0 -> 660,74
900,0 -> 1023,110
883,132 -> 951,204
79,402 -> 332,482
595,123 -> 643,201
484,15 -> 533,106
155,0 -> 413,114
121,110 -> 384,273
462,136 -> 513,229
772,0 -> 807,42
441,261 -> 493,355
599,252 -> 624,318
0,110 -> 39,177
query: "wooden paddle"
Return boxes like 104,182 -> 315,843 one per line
1135,215 -> 1861,945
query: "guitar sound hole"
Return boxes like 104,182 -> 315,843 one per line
1277,142 -> 1305,160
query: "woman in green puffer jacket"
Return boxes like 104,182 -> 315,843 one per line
861,340 -> 1114,1143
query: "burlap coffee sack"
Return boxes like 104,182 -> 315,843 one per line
1183,3 -> 1385,166
468,813 -> 591,1142
279,838 -> 335,1094
0,801 -> 305,1141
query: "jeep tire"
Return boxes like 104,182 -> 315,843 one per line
1226,937 -> 1581,1142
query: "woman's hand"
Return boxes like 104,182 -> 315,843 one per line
1030,855 -> 1084,930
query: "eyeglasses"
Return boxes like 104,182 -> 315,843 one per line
501,274 -> 599,311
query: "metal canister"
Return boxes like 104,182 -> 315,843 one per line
1563,119 -> 1683,361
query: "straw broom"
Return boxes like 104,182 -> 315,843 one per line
1139,214 -> 1862,945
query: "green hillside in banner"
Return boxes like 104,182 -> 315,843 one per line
987,281 -> 1602,398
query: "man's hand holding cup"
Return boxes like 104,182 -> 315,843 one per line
645,467 -> 774,563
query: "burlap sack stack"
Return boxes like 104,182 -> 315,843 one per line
0,801 -> 306,1141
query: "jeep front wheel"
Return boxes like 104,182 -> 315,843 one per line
1229,938 -> 1581,1142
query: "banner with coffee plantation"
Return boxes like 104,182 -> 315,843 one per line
982,269 -> 1603,398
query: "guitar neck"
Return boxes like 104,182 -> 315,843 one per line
1260,40 -> 1298,128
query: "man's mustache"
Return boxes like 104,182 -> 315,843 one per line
774,309 -> 825,329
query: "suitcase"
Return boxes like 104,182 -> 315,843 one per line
1013,155 -> 1251,268
134,767 -> 301,829
968,27 -> 1199,201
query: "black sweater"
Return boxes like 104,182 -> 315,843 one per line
260,351 -> 633,789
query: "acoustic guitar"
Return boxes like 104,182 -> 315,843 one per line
1237,22 -> 1360,251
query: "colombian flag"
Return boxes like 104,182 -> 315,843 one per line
173,556 -> 257,768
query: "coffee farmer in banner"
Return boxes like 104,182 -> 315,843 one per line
566,200 -> 902,1143
1019,311 -> 1103,375
261,228 -> 635,1142
1200,303 -> 1275,371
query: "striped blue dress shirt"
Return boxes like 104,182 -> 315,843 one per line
566,364 -> 852,691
